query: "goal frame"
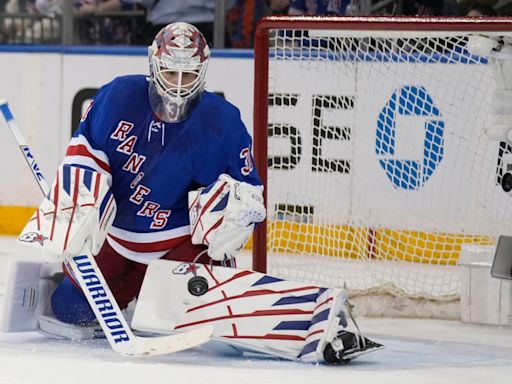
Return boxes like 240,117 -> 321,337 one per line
252,16 -> 512,273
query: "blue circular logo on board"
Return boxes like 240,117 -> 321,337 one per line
376,86 -> 445,190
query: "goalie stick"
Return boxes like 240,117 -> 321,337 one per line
0,98 -> 213,357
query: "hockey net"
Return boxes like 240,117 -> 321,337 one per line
252,16 -> 512,319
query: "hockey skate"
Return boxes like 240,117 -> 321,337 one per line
323,330 -> 384,365
321,291 -> 384,365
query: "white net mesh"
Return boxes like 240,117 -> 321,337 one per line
260,22 -> 512,318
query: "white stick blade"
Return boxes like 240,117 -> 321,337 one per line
126,325 -> 213,357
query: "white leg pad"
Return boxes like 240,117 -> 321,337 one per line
132,260 -> 349,361
1,260 -> 61,332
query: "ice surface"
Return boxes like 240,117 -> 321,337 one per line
1,235 -> 512,384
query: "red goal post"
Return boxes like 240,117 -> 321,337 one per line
252,16 -> 512,317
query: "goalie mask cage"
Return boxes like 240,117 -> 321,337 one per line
252,16 -> 512,319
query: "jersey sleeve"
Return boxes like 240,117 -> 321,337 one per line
192,103 -> 262,188
63,84 -> 113,185
224,125 -> 261,187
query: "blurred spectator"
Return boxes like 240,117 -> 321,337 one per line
72,0 -> 140,44
466,4 -> 496,16
32,0 -> 142,44
226,0 -> 289,48
271,0 -> 290,13
277,0 -> 355,49
1,0 -> 59,43
34,0 -> 134,16
288,0 -> 350,15
403,0 -> 444,16
4,0 -> 34,13
125,0 -> 216,46
34,0 -> 60,16
74,0 -> 125,16
442,0 -> 458,15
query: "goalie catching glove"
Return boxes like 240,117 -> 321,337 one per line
188,174 -> 266,261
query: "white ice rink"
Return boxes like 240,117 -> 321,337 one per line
1,235 -> 512,384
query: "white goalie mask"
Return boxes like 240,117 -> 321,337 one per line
148,22 -> 210,123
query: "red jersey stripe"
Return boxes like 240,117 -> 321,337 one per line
66,144 -> 111,174
108,233 -> 190,252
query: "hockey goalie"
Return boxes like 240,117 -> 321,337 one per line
1,21 -> 382,364
2,169 -> 382,363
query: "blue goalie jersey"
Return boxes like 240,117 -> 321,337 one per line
63,75 -> 261,263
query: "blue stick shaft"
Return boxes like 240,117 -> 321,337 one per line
0,98 -> 50,196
